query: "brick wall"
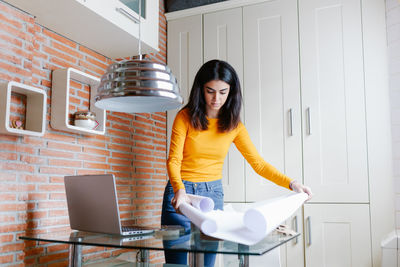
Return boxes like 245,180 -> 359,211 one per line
386,0 -> 400,229
0,1 -> 168,266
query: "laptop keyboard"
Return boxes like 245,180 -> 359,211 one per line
122,226 -> 140,233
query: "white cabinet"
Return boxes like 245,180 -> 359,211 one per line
243,0 -> 303,202
243,0 -> 368,203
299,0 -> 369,203
203,8 -> 246,202
304,204 -> 372,267
283,209 -> 305,267
4,0 -> 159,59
166,14 -> 203,155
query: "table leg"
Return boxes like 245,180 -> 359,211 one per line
137,249 -> 149,263
189,252 -> 204,267
238,254 -> 249,267
68,244 -> 82,267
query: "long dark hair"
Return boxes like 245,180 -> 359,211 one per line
184,59 -> 242,132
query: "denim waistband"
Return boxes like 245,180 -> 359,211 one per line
181,179 -> 222,191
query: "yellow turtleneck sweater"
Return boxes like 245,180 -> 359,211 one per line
167,109 -> 293,193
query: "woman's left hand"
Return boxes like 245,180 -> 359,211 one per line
290,181 -> 313,201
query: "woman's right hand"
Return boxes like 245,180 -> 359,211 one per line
171,188 -> 191,211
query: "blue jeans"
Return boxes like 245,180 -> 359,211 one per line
161,179 -> 224,267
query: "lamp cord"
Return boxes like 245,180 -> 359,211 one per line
138,0 -> 142,60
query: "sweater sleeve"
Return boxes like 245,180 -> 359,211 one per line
233,123 -> 293,190
167,110 -> 188,192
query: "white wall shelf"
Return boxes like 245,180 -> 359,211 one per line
0,81 -> 47,137
51,68 -> 106,135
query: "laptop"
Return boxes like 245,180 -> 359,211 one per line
64,174 -> 154,236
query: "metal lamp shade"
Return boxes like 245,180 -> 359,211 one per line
95,58 -> 183,113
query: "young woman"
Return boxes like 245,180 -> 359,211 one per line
161,59 -> 312,266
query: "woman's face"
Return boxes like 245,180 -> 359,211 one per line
203,80 -> 230,116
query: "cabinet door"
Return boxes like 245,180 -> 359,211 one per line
304,204 -> 372,267
299,0 -> 369,202
280,208 -> 305,267
204,8 -> 245,202
166,15 -> 203,154
243,0 -> 302,201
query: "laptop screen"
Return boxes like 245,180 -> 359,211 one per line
64,174 -> 122,235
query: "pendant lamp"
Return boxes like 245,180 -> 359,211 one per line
94,1 -> 182,113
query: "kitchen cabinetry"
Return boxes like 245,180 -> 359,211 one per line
203,7 -> 246,202
304,204 -> 372,267
166,0 -> 394,266
5,0 -> 159,59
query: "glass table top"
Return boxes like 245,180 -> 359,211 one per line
19,226 -> 299,256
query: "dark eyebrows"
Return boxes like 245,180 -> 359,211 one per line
205,86 -> 229,92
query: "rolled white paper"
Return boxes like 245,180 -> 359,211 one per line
178,192 -> 308,245
186,194 -> 214,212
179,202 -> 217,235
243,193 -> 308,235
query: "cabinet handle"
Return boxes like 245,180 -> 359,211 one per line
116,7 -> 139,24
306,107 -> 312,135
306,216 -> 312,246
288,108 -> 293,136
292,215 -> 298,244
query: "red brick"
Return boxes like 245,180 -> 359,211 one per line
0,193 -> 16,201
133,161 -> 152,168
111,152 -> 132,159
37,201 -> 66,209
19,192 -> 47,201
39,167 -> 75,176
79,60 -> 104,76
108,143 -> 131,152
0,234 -> 13,243
20,174 -> 47,183
48,260 -> 69,267
48,159 -> 82,168
47,244 -> 69,253
48,209 -> 68,217
39,149 -> 75,159
79,45 -> 107,62
0,254 -> 13,264
49,192 -> 66,200
50,56 -> 77,69
108,127 -> 132,137
38,252 -> 69,264
47,141 -> 81,152
16,145 -> 36,154
83,162 -> 110,170
135,128 -> 155,137
111,165 -> 132,173
0,162 -> 34,172
51,41 -> 83,60
86,56 -> 108,69
77,139 -> 106,148
23,211 -> 47,220
40,217 -> 69,227
42,28 -> 77,48
83,147 -> 110,157
0,243 -> 24,253
20,155 -> 45,165
108,158 -> 131,166
132,120 -> 152,130
37,184 -> 65,192
0,152 -> 17,160
77,154 -> 106,162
